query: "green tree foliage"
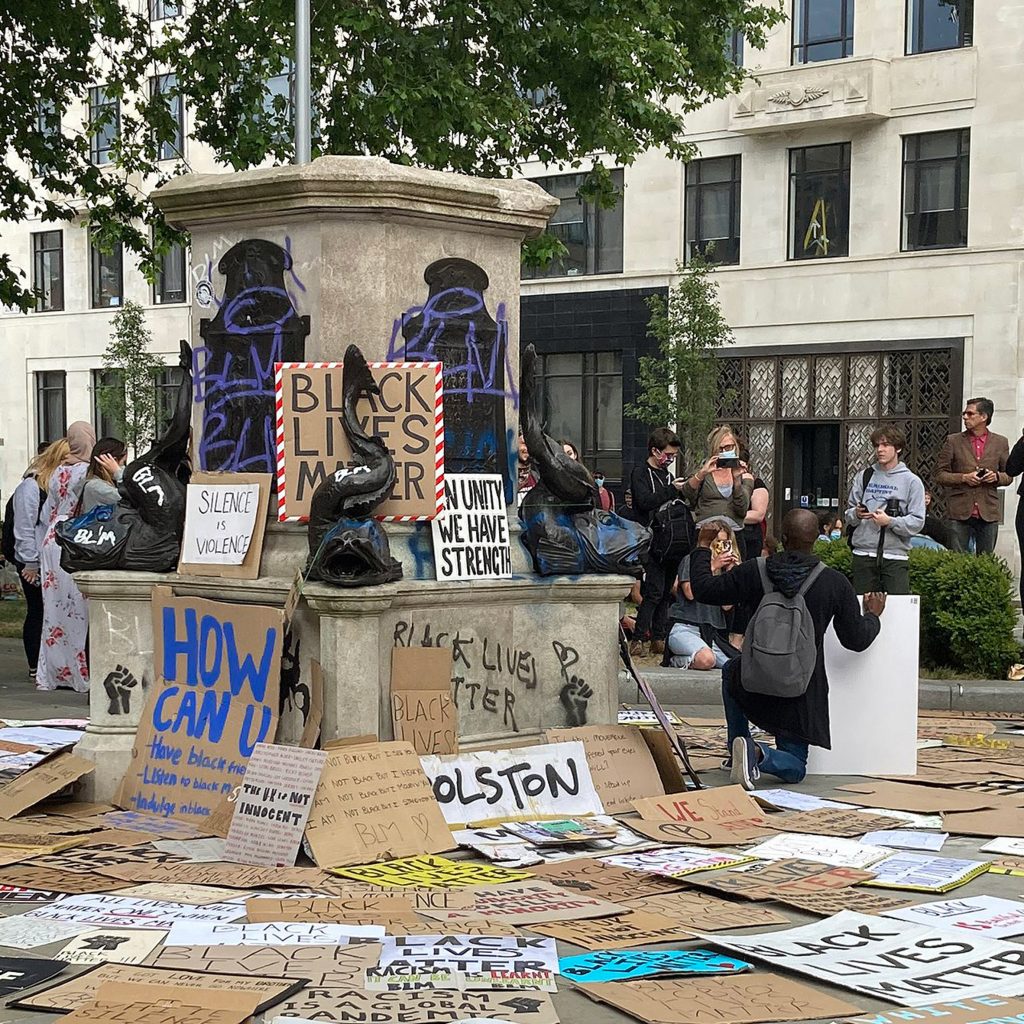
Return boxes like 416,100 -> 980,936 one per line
2,1 -> 784,309
100,301 -> 166,452
627,255 -> 735,469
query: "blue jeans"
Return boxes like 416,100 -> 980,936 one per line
721,670 -> 809,783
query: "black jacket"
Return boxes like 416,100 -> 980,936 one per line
690,548 -> 881,748
1008,435 -> 1024,495
629,463 -> 676,528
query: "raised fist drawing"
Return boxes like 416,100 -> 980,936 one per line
102,665 -> 140,716
559,679 -> 593,727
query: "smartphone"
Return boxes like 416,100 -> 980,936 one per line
976,468 -> 987,478
716,456 -> 740,469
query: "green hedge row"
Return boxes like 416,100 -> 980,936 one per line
812,539 -> 1020,679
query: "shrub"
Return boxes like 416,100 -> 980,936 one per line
811,538 -> 1018,678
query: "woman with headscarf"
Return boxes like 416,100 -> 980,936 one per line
35,421 -> 95,692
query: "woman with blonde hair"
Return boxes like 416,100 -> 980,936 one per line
34,423 -> 94,692
680,424 -> 754,527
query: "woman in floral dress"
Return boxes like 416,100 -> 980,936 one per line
35,422 -> 95,692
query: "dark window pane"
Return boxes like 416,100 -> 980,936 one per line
726,29 -> 744,66
92,369 -> 125,438
686,156 -> 741,266
902,129 -> 969,250
150,0 -> 181,19
89,86 -> 119,165
151,73 -> 184,160
155,240 -> 186,303
908,0 -> 972,53
154,366 -> 185,437
31,231 -> 63,312
90,238 -> 123,308
807,0 -> 843,40
36,371 -> 67,447
794,0 -> 854,63
789,143 -> 851,260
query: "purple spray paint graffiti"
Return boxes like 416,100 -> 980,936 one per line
388,258 -> 517,494
195,239 -> 309,479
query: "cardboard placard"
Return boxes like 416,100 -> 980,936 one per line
946,807 -> 1024,839
560,949 -> 750,984
689,859 -> 876,903
275,360 -> 444,522
117,588 -> 283,824
631,786 -> 771,845
528,860 -> 687,904
431,474 -> 512,581
95,861 -> 329,889
544,725 -> 669,814
223,742 -> 327,867
534,911 -> 716,951
0,866 -> 133,894
832,781 -> 998,813
96,810 -> 209,839
178,472 -> 272,579
703,910 -> 1024,1005
577,972 -> 862,1024
305,742 -> 455,868
16,844 -> 187,874
775,888 -> 915,916
421,741 -> 604,826
25,892 -> 244,929
390,647 -> 457,756
767,808 -> 903,838
11,963 -> 304,1015
417,879 -> 626,926
115,883 -> 242,904
245,892 -> 473,922
622,891 -> 789,932
0,751 -> 95,820
333,855 -> 530,889
56,928 -> 167,966
0,956 -> 66,996
165,921 -> 384,946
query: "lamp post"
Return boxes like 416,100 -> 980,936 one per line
294,0 -> 311,163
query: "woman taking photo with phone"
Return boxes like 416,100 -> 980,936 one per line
681,425 -> 754,527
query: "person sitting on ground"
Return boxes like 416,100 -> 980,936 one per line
912,488 -> 953,551
77,437 -> 128,514
690,508 -> 885,789
666,520 -> 741,671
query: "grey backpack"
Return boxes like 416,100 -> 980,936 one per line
741,558 -> 826,698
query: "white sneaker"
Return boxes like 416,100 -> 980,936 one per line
730,736 -> 762,791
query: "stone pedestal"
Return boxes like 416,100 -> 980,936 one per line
73,157 -> 631,803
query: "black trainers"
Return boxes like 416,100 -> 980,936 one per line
730,736 -> 762,791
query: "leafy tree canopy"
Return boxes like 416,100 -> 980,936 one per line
2,0 -> 784,309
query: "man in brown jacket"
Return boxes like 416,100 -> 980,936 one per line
935,397 -> 1011,554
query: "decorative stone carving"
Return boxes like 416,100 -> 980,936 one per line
769,86 -> 829,107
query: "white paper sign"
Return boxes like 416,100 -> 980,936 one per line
379,935 -> 559,974
702,911 -> 1024,1006
603,848 -> 753,877
431,474 -> 511,582
181,482 -> 261,565
421,742 -> 604,825
0,915 -> 88,949
883,896 -> 1024,939
863,853 -> 989,892
981,838 -> 1024,857
863,830 -> 949,852
25,894 -> 244,930
56,927 -> 167,965
753,789 -> 847,812
151,838 -> 228,862
745,833 -> 891,868
165,921 -> 385,945
860,808 -> 945,830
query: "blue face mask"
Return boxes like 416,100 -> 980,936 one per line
594,477 -> 605,488
830,529 -> 842,540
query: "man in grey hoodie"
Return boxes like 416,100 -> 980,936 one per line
845,424 -> 925,595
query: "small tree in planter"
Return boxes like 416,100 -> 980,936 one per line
98,300 -> 165,452
627,254 -> 734,469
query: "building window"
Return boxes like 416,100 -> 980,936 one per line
265,64 -> 294,143
789,142 -> 851,260
685,156 -> 741,266
88,85 -> 119,165
150,0 -> 181,19
151,73 -> 184,161
727,29 -> 744,66
36,371 -> 67,447
533,351 -> 623,478
31,231 -> 64,312
92,369 -> 125,438
907,0 -> 972,53
36,100 -> 59,141
793,0 -> 854,63
902,129 -> 970,251
90,237 -> 123,308
154,237 -> 186,304
154,365 -> 185,437
522,170 -> 625,279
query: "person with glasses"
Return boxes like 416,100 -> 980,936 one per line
935,398 -> 1011,555
680,425 -> 754,529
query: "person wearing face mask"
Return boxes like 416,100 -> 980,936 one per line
817,512 -> 844,543
628,427 -> 687,657
681,425 -> 754,529
593,470 -> 615,512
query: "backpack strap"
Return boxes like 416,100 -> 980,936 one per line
861,465 -> 874,493
755,556 -> 773,595
796,560 -> 827,597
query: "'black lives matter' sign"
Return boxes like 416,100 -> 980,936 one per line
431,474 -> 512,581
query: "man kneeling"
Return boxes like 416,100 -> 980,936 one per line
690,508 -> 885,789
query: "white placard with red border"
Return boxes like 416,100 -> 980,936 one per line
275,361 -> 444,523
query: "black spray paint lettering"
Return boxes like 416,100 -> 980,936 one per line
431,758 -> 582,811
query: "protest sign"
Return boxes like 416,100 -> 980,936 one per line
631,786 -> 771,845
0,885 -> 66,902
267,989 -> 560,1024
945,807 -> 1024,839
421,741 -> 604,826
363,964 -> 557,993
577,973 -> 862,1024
687,859 -> 874,902
305,742 -> 454,868
844,996 -> 1024,1024
861,852 -> 990,892
0,956 -> 66,996
62,996 -> 250,1024
534,911 -> 719,951
753,790 -> 847,812
745,833 -> 891,868
223,742 -> 326,867
560,949 -> 750,984
617,709 -> 682,726
56,929 -> 166,966
275,360 -> 444,522
117,883 -> 241,904
117,588 -> 283,825
500,818 -> 616,845
0,751 -> 95,820
178,473 -> 271,579
882,895 -> 1024,938
0,867 -> 134,895
603,848 -> 754,878
390,647 -> 457,756
165,920 -> 384,945
775,889 -> 914,916
431,474 -> 512,581
11,963 -> 302,1015
982,837 -> 1024,856
862,830 -> 948,852
987,857 -> 1024,877
767,809 -> 899,838
0,916 -> 88,948
417,879 -> 625,926
96,861 -> 329,889
702,910 -> 1024,1006
527,860 -> 687,903
95,810 -> 207,839
832,781 -> 996,813
544,725 -> 668,813
25,893 -> 243,929
624,891 -> 789,931
334,855 -> 530,889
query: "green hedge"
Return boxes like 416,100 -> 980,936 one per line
812,538 -> 1019,679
